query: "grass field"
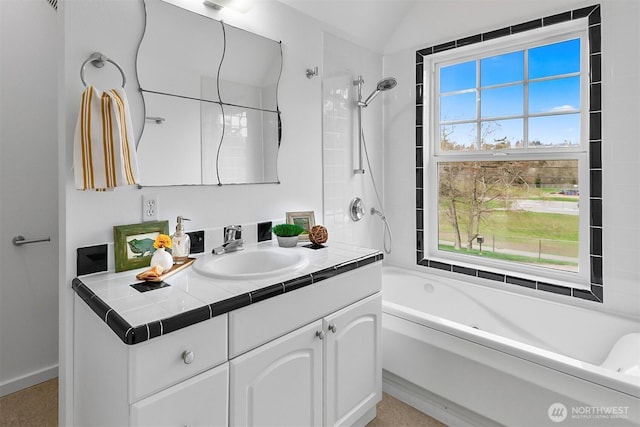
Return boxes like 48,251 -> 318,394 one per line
439,208 -> 578,241
438,196 -> 579,267
437,243 -> 578,267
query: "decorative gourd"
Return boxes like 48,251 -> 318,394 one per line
309,225 -> 328,245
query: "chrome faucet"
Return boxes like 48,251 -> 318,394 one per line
212,225 -> 244,255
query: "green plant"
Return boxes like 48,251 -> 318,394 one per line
271,223 -> 305,237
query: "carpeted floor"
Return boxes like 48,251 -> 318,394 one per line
0,379 -> 445,427
0,378 -> 58,427
367,393 -> 447,427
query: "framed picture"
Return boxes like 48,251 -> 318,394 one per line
114,220 -> 170,272
286,211 -> 315,241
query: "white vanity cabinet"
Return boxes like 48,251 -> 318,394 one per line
324,293 -> 382,427
73,297 -> 229,427
130,362 -> 229,427
73,257 -> 382,427
230,320 -> 324,426
230,293 -> 382,427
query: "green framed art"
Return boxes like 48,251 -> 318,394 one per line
114,220 -> 170,272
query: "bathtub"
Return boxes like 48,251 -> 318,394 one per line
381,266 -> 640,426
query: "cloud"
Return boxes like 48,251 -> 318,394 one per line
551,104 -> 576,112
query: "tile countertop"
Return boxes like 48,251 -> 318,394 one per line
72,241 -> 383,345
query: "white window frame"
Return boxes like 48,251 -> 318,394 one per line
423,19 -> 591,289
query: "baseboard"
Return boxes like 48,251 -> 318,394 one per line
351,407 -> 376,427
382,370 -> 498,427
0,364 -> 58,398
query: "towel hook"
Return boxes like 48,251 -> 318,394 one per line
80,52 -> 126,88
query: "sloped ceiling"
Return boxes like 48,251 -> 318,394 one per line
276,0 -> 418,53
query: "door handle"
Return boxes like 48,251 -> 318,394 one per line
12,235 -> 51,246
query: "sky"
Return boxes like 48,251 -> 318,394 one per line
438,38 -> 581,149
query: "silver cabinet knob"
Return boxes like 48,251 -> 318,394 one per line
315,330 -> 325,340
328,324 -> 337,333
182,350 -> 195,364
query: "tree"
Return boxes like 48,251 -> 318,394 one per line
439,162 -> 463,250
438,122 -> 558,251
458,163 -> 503,250
439,161 -> 536,251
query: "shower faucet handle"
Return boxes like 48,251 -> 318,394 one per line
349,197 -> 366,222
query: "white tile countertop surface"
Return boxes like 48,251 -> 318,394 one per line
73,240 -> 383,344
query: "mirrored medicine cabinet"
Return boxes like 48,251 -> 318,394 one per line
136,0 -> 283,186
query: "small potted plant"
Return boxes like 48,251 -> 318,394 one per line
271,223 -> 305,247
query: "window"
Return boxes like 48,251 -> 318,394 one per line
438,38 -> 582,153
416,6 -> 603,302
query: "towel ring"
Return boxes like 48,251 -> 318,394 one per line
80,52 -> 126,88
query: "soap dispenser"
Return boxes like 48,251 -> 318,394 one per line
172,216 -> 191,264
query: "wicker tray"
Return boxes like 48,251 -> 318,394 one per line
135,257 -> 195,282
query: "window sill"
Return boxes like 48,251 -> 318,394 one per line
415,255 -> 601,303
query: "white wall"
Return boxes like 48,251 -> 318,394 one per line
0,0 -> 60,396
62,0 -> 323,253
382,0 -> 640,317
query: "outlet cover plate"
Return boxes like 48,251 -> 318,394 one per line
142,194 -> 159,221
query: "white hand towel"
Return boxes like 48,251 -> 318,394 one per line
74,86 -> 139,191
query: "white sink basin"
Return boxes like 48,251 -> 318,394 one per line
193,247 -> 309,280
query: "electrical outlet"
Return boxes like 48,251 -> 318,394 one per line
142,194 -> 159,221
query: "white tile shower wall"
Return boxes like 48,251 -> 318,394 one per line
322,32 -> 385,250
382,0 -> 640,318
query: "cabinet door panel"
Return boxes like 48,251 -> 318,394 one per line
231,320 -> 323,427
131,362 -> 229,427
324,294 -> 382,427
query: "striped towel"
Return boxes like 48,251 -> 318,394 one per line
74,86 -> 139,191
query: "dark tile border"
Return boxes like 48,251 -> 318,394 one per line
506,276 -> 537,289
257,221 -> 273,242
187,230 -> 205,254
250,284 -> 285,304
415,5 -> 603,303
210,293 -> 251,317
72,251 -> 383,345
77,244 -> 108,276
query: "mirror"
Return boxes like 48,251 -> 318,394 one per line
136,0 -> 282,186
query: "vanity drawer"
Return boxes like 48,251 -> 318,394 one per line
229,262 -> 381,358
129,314 -> 228,403
130,362 -> 229,427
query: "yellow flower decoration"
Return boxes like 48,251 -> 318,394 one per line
153,234 -> 172,249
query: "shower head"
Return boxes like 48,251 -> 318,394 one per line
377,77 -> 397,91
363,77 -> 397,106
